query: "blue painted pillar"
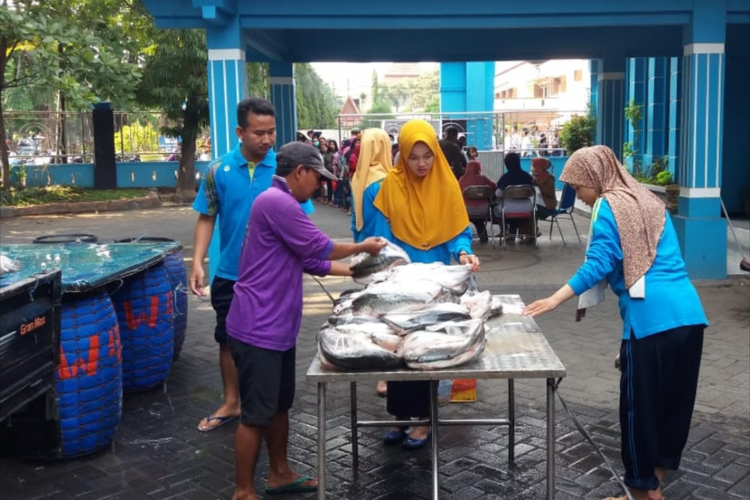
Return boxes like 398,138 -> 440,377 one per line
465,62 -> 495,151
440,62 -> 467,113
643,58 -> 668,172
207,49 -> 248,157
625,58 -> 648,174
589,59 -> 599,117
269,61 -> 297,148
206,23 -> 248,282
672,4 -> 727,280
440,62 -> 495,151
595,57 -> 625,159
667,57 -> 682,180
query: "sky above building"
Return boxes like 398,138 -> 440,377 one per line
311,62 -> 437,100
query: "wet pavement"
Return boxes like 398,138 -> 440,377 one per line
1,203 -> 748,500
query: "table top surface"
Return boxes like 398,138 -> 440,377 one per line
0,242 -> 182,293
306,294 -> 567,383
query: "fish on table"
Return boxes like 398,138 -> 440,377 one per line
382,302 -> 472,335
399,319 -> 487,370
349,241 -> 411,283
318,328 -> 404,371
382,262 -> 474,295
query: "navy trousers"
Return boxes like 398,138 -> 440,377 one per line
619,324 -> 705,491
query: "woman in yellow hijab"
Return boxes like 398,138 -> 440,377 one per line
370,119 -> 480,450
350,128 -> 394,242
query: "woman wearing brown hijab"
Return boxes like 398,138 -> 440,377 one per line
523,146 -> 708,500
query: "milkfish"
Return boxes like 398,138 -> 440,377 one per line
333,322 -> 403,353
350,241 -> 411,283
381,303 -> 472,335
386,262 -> 474,295
399,319 -> 486,370
327,313 -> 381,326
459,290 -> 494,320
351,291 -> 437,317
318,328 -> 403,371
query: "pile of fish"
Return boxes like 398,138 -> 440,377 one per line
318,246 -> 504,371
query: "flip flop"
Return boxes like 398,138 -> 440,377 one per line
197,414 -> 238,432
264,475 -> 317,494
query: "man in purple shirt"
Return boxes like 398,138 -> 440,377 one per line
225,142 -> 386,500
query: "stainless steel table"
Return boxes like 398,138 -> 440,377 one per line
306,294 -> 567,500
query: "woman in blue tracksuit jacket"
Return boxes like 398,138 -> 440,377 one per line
523,146 -> 707,500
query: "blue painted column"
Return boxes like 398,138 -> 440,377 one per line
595,57 -> 625,159
206,19 -> 248,282
589,59 -> 599,117
440,62 -> 467,114
625,58 -> 648,174
207,50 -> 248,157
269,61 -> 297,148
643,58 -> 668,172
672,40 -> 727,279
465,62 -> 495,151
667,57 -> 682,179
440,62 -> 495,151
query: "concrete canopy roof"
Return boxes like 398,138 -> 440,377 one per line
142,0 -> 750,62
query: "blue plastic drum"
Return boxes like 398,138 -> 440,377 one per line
111,263 -> 174,392
57,291 -> 122,458
113,237 -> 187,361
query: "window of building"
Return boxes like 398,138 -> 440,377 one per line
574,70 -> 582,81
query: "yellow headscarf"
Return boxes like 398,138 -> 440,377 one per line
373,119 -> 469,250
351,129 -> 393,232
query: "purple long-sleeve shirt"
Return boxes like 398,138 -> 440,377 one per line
226,176 -> 334,350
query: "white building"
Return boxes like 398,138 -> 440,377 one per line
494,60 -> 591,131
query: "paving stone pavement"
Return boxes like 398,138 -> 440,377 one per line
1,204 -> 748,500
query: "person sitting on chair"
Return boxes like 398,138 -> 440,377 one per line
494,152 -> 535,243
459,160 -> 495,243
532,157 -> 557,221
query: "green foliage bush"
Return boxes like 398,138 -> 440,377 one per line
559,113 -> 596,155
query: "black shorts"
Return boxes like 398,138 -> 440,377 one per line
210,277 -> 235,345
227,337 -> 296,427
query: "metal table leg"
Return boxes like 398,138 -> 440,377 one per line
318,383 -> 327,500
508,379 -> 515,466
350,382 -> 358,470
546,378 -> 555,500
429,380 -> 440,500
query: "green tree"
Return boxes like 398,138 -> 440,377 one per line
380,81 -> 411,113
558,112 -> 596,155
295,63 -> 338,129
135,26 -> 209,203
0,0 -> 139,189
248,63 -> 270,99
371,70 -> 381,105
408,70 -> 439,112
623,99 -> 644,176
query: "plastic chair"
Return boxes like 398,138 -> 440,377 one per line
497,184 -> 537,249
539,183 -> 582,245
462,185 -> 495,243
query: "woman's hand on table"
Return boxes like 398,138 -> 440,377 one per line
459,253 -> 480,272
189,264 -> 207,296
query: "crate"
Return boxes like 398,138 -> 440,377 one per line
0,270 -> 61,423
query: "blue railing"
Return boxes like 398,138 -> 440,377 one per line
20,161 -> 212,189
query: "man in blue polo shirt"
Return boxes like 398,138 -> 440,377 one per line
189,97 -> 312,432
